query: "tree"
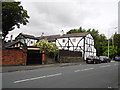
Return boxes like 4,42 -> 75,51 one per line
34,40 -> 59,55
113,34 -> 120,56
66,29 -> 78,34
103,46 -> 118,58
2,2 -> 30,40
66,26 -> 86,34
95,34 -> 107,56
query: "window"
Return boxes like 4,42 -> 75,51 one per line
31,41 -> 33,44
62,39 -> 65,43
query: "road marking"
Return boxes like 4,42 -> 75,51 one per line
83,68 -> 94,71
74,70 -> 81,72
74,68 -> 94,72
100,65 -> 111,68
14,73 -> 62,83
46,73 -> 62,77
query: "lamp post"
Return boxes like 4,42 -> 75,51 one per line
108,39 -> 109,58
112,27 -> 118,47
107,27 -> 117,58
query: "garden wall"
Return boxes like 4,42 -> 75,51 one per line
1,49 -> 27,65
59,50 -> 83,63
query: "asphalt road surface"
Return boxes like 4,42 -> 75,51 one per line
2,61 -> 119,88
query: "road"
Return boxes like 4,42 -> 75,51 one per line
2,61 -> 119,88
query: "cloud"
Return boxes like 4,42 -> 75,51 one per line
6,0 -> 119,41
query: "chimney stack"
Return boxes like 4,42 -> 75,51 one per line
60,30 -> 64,36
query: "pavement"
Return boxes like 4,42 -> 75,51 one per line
1,62 -> 84,73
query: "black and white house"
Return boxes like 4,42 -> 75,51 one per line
55,33 -> 96,60
6,32 -> 96,60
38,32 -> 96,60
3,40 -> 25,49
15,33 -> 39,46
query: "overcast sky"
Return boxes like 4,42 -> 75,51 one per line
6,0 -> 119,40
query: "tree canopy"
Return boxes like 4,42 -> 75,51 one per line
113,33 -> 120,56
34,40 -> 59,54
2,2 -> 30,40
103,46 -> 117,58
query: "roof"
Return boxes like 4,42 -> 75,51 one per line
15,33 -> 39,40
37,34 -> 61,42
3,40 -> 24,48
15,32 -> 90,42
38,32 -> 89,41
59,32 -> 89,38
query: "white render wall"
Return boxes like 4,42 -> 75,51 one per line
25,39 -> 38,46
56,37 -> 84,51
56,34 -> 96,60
19,38 -> 38,46
84,34 -> 96,60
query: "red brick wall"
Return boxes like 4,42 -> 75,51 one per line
0,49 -> 2,65
1,49 -> 27,65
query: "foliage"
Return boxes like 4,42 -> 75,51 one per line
95,34 -> 108,56
34,40 -> 59,55
2,2 -> 30,40
66,27 -> 86,34
103,46 -> 118,58
113,34 -> 120,56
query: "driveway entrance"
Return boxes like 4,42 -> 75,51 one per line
27,50 -> 42,65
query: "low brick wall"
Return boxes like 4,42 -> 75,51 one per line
46,56 -> 55,64
59,57 -> 83,63
1,49 -> 27,65
59,50 -> 83,63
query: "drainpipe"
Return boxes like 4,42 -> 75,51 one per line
83,36 -> 86,60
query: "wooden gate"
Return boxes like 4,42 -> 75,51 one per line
27,50 -> 42,65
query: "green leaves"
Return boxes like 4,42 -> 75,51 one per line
113,34 -> 120,56
66,27 -> 86,34
103,46 -> 118,58
2,2 -> 30,40
34,40 -> 59,54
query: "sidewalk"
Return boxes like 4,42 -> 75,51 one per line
1,62 -> 84,73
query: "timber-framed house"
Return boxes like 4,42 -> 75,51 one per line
55,33 -> 96,60
15,33 -> 39,46
38,32 -> 96,60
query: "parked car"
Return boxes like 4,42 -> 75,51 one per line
86,56 -> 101,64
99,56 -> 111,63
115,56 -> 120,61
106,56 -> 111,62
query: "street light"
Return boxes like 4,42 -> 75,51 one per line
108,39 -> 109,58
107,27 -> 117,58
111,27 -> 118,47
